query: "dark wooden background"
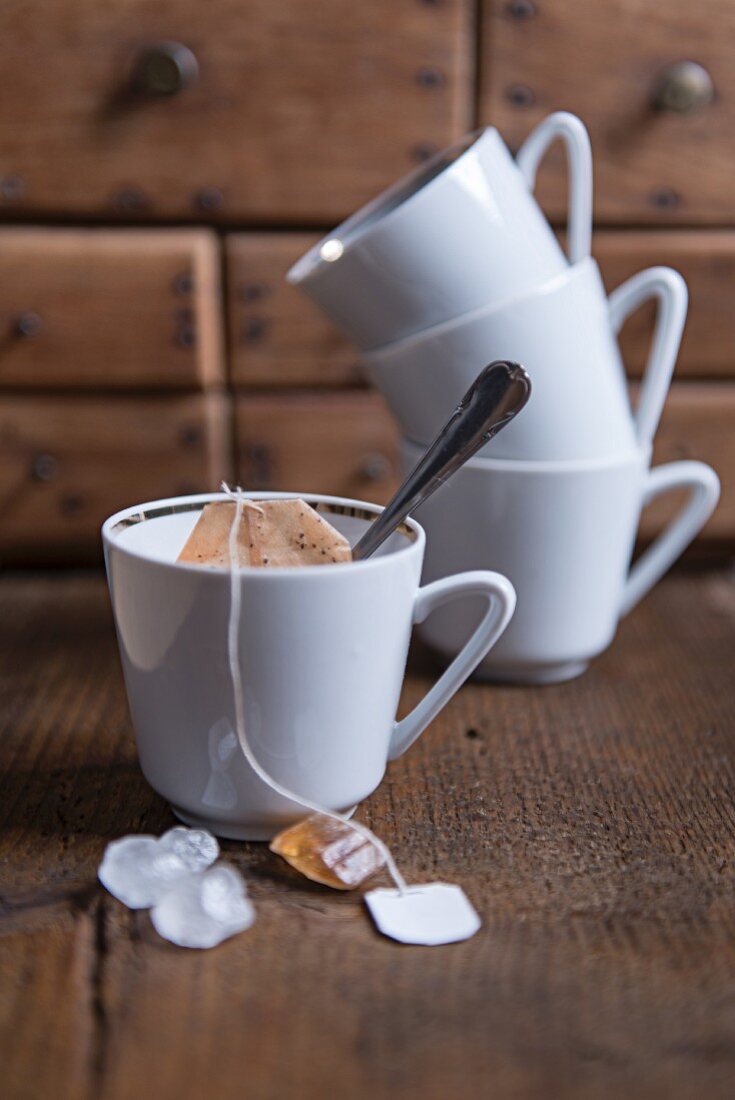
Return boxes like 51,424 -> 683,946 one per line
0,0 -> 731,563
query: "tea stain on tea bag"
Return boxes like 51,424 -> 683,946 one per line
270,813 -> 386,890
178,498 -> 351,568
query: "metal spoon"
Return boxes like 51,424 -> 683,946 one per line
352,360 -> 532,561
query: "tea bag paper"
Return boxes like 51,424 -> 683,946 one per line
178,499 -> 351,568
365,884 -> 481,946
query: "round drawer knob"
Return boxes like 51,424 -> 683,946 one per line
135,42 -> 199,97
31,453 -> 59,482
358,453 -> 392,482
653,61 -> 714,114
14,311 -> 43,338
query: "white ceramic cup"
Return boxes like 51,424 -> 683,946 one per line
102,492 -> 516,840
401,439 -> 720,684
288,112 -> 592,351
365,260 -> 688,462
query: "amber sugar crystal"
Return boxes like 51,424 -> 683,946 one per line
270,813 -> 386,890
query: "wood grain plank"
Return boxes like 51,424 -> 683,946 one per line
236,392 -> 400,504
226,230 -> 735,388
0,393 -> 231,564
0,913 -> 96,1100
643,382 -> 735,544
0,228 -> 224,390
1,572 -> 734,1098
234,384 -> 734,544
0,0 -> 472,222
480,0 -> 735,224
226,233 -> 360,389
596,231 -> 735,379
0,575 -> 171,1100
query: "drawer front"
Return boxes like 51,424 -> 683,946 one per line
480,0 -> 735,224
237,394 -> 399,504
595,231 -> 735,380
0,394 -> 230,562
642,383 -> 735,545
0,230 -> 224,390
238,386 -> 731,546
0,1 -> 470,222
226,234 -> 359,389
226,230 -> 735,388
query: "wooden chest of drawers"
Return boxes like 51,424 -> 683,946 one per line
0,0 -> 470,221
0,0 -> 731,562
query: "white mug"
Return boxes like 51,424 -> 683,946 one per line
288,113 -> 592,351
401,439 -> 719,683
366,260 -> 687,462
102,493 -> 516,839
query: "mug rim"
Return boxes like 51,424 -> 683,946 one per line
364,256 -> 600,361
287,127 -> 493,285
102,491 -> 425,577
401,438 -> 653,475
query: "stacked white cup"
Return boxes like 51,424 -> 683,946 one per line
288,114 -> 720,683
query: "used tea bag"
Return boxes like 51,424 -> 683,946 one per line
220,485 -> 481,946
178,499 -> 352,568
270,813 -> 386,890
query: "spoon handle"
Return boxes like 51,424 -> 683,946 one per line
352,360 -> 531,561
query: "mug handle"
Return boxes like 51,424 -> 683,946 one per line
620,460 -> 720,617
608,266 -> 688,447
388,571 -> 515,761
515,111 -> 593,265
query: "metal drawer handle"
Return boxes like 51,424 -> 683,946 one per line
13,312 -> 43,338
134,41 -> 199,97
652,61 -> 714,114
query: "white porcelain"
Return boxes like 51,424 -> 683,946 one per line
401,440 -> 720,683
366,260 -> 687,462
102,492 -> 516,840
288,112 -> 592,350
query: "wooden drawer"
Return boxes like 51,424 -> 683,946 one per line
227,229 -> 735,388
0,394 -> 230,563
226,234 -> 359,389
642,383 -> 735,546
237,386 -> 732,547
237,393 -> 399,504
0,229 -> 224,390
0,1 -> 470,222
595,231 -> 735,380
480,0 -> 735,224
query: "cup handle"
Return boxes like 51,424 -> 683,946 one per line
515,111 -> 593,265
388,571 -> 516,761
620,460 -> 720,617
608,266 -> 688,447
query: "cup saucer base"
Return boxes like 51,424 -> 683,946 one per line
472,660 -> 589,686
170,803 -> 359,843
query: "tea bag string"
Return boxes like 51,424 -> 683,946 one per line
222,484 -> 408,895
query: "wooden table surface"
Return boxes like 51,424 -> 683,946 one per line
1,569 -> 734,1100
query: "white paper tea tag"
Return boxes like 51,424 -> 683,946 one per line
364,883 -> 481,946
